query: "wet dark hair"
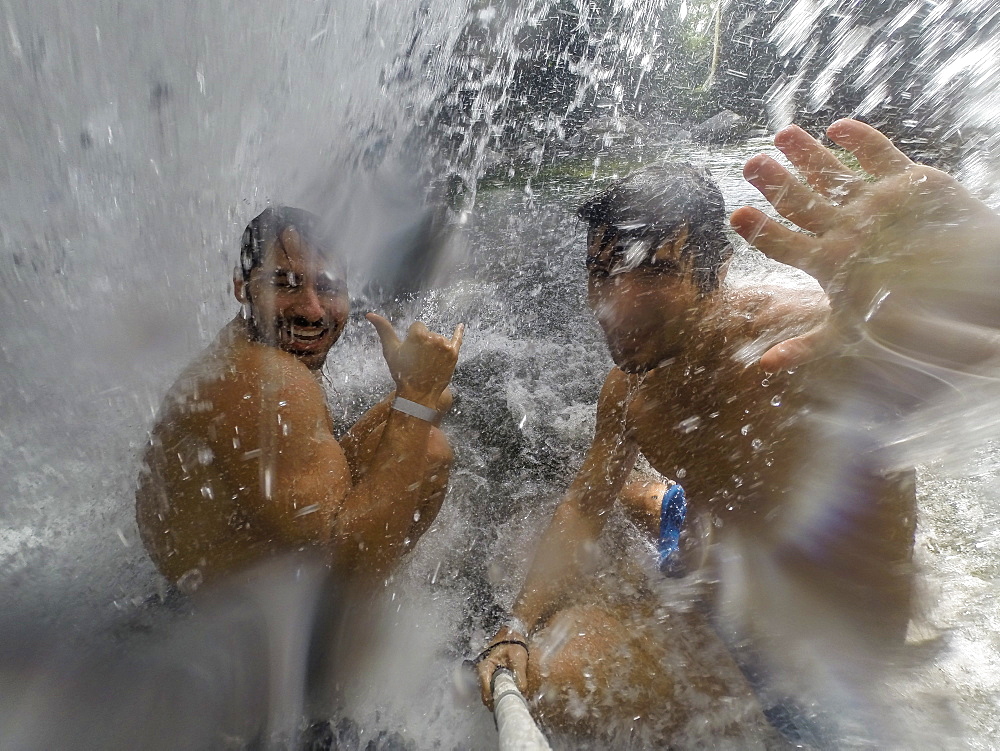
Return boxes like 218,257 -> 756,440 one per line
239,206 -> 341,280
577,162 -> 734,294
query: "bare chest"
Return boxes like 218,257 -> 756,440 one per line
626,361 -> 794,510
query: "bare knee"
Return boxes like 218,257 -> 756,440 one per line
619,478 -> 668,539
525,605 -> 672,733
526,605 -> 627,697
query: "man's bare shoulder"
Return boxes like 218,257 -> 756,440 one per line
155,321 -> 328,440
593,367 -> 637,434
597,367 -> 631,408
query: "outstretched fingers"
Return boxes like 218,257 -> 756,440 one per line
743,155 -> 839,234
773,124 -> 865,202
730,206 -> 835,283
826,118 -> 913,178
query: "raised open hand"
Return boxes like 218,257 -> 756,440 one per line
366,313 -> 464,404
731,119 -> 1000,375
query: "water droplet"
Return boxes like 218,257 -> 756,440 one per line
676,468 -> 687,479
761,377 -> 770,387
751,438 -> 764,451
770,394 -> 782,407
740,424 -> 752,435
413,509 -> 421,523
176,568 -> 203,595
200,484 -> 214,500
198,447 -> 214,465
676,416 -> 701,434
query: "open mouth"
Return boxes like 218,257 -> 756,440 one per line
282,323 -> 330,350
290,324 -> 327,341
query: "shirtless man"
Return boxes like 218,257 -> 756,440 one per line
476,120 -> 1000,740
136,206 -> 463,591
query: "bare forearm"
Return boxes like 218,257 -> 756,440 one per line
509,393 -> 638,632
511,499 -> 606,633
339,395 -> 394,472
331,406 -> 435,578
341,387 -> 453,469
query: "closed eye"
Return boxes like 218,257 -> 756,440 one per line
271,271 -> 301,288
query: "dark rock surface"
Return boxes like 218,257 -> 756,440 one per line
691,109 -> 751,145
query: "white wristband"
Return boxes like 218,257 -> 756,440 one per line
392,396 -> 439,423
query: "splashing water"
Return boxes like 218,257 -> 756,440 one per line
2,0 -> 1000,748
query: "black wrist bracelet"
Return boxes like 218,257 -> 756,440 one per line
474,638 -> 529,664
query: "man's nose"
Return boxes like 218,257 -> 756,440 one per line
295,284 -> 326,322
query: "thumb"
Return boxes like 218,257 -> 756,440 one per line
366,313 -> 400,354
760,325 -> 836,373
513,662 -> 528,695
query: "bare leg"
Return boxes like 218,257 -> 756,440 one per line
524,604 -> 775,742
618,477 -> 669,540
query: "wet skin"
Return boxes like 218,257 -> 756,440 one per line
237,228 -> 350,371
482,274 -> 864,739
475,122 -> 961,738
137,226 -> 462,589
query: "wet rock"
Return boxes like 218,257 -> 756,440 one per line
572,114 -> 650,150
691,109 -> 750,145
300,719 -> 334,750
479,147 -> 512,176
333,717 -> 361,750
362,174 -> 470,301
450,350 -> 526,496
297,716 -> 370,751
364,730 -> 415,751
647,120 -> 692,144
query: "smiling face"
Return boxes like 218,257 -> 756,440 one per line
236,225 -> 349,370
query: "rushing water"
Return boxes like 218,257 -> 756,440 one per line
1,1 -> 999,748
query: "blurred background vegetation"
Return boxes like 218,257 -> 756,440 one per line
418,0 -> 998,175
